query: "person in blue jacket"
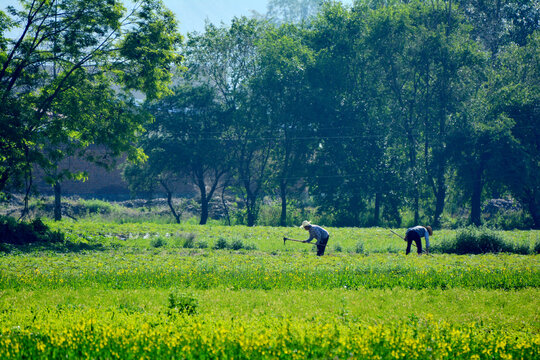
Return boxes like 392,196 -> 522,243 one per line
300,220 -> 330,256
405,225 -> 433,255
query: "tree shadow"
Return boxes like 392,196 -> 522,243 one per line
0,240 -> 108,254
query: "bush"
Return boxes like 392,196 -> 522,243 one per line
181,233 -> 197,248
214,237 -> 229,250
354,240 -> 365,254
197,240 -> 208,249
533,239 -> 540,254
80,199 -> 114,215
0,216 -> 64,245
167,291 -> 198,316
230,238 -> 244,250
434,227 -> 517,254
212,237 -> 256,251
150,237 -> 167,248
484,209 -> 534,230
456,227 -> 509,254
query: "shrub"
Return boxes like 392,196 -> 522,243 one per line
80,199 -> 114,215
333,243 -> 343,252
533,239 -> 540,254
230,238 -> 244,250
484,210 -> 534,230
435,227 -> 515,255
229,238 -> 257,251
214,237 -> 229,250
182,233 -> 197,248
0,216 -> 64,245
167,291 -> 198,316
150,237 -> 167,248
197,240 -> 208,249
455,227 -> 509,254
354,240 -> 365,254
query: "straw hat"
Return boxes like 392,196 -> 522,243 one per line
426,226 -> 433,236
300,220 -> 311,229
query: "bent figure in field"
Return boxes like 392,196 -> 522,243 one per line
300,220 -> 330,256
405,225 -> 433,255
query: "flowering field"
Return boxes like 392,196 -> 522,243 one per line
1,222 -> 539,359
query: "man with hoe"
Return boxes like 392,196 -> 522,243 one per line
299,220 -> 330,256
404,225 -> 433,255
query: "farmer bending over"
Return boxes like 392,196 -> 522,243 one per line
405,225 -> 433,255
300,220 -> 330,256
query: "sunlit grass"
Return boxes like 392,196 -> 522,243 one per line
1,222 -> 538,359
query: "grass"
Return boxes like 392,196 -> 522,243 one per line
1,251 -> 538,291
0,221 -> 539,359
42,220 -> 539,254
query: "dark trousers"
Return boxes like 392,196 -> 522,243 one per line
317,236 -> 329,256
405,231 -> 422,255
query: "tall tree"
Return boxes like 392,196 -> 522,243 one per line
251,23 -> 315,226
448,88 -> 516,226
304,2 -> 399,226
492,32 -> 540,228
131,84 -> 231,225
456,0 -> 540,57
0,0 -> 182,213
365,1 -> 483,227
267,0 -> 323,24
184,17 -> 268,226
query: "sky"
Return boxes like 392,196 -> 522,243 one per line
2,0 -> 266,38
3,1 -> 354,38
169,0 -> 268,34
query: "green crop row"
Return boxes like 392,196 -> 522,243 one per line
1,309 -> 538,360
1,251 -> 538,290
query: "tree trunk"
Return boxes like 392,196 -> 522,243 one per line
373,192 -> 381,226
247,203 -> 257,227
200,198 -> 209,225
279,180 -> 287,227
523,188 -> 540,229
246,190 -> 258,227
165,190 -> 181,224
221,185 -> 231,226
433,182 -> 445,228
414,191 -> 419,225
197,173 -> 209,225
470,168 -> 483,226
408,133 -> 420,225
529,200 -> 540,230
54,182 -> 62,221
160,181 -> 181,224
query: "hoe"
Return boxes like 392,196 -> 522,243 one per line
283,237 -> 313,245
389,229 -> 417,248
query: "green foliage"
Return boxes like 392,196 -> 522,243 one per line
483,210 -> 535,230
433,227 -> 531,255
213,237 -> 229,250
150,236 -> 167,248
0,0 -> 182,201
534,238 -> 540,254
208,236 -> 258,251
0,216 -> 64,245
167,291 -> 198,316
354,240 -> 365,254
0,222 -> 538,358
79,199 -> 114,215
180,233 -> 197,248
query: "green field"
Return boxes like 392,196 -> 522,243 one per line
1,222 -> 539,359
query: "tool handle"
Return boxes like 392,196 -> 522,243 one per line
284,238 -> 310,244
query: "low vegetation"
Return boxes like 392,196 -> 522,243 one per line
0,221 -> 538,359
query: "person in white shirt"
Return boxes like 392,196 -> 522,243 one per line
405,225 -> 433,255
300,220 -> 330,256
